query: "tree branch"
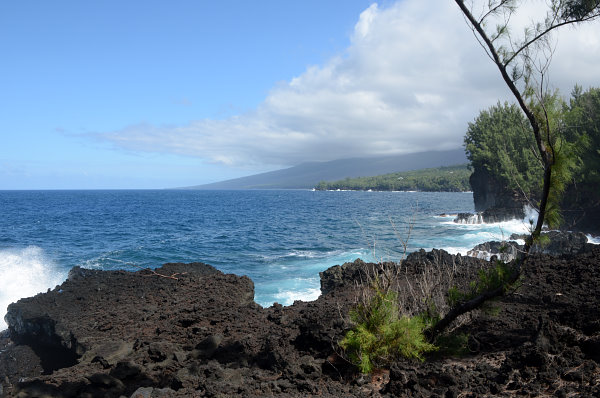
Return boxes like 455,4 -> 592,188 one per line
478,0 -> 514,24
454,0 -> 547,164
503,10 -> 600,67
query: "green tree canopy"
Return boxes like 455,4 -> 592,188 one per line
563,86 -> 600,186
464,102 -> 542,198
465,88 -> 600,198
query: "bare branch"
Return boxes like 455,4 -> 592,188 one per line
455,0 -> 547,164
503,10 -> 600,66
479,0 -> 515,24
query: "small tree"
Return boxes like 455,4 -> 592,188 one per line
430,0 -> 600,339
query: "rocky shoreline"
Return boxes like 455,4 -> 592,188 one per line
466,231 -> 594,262
1,243 -> 600,397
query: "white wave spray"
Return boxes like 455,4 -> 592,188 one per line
0,246 -> 67,330
439,205 -> 538,256
587,234 -> 600,245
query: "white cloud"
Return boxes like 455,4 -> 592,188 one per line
99,0 -> 600,168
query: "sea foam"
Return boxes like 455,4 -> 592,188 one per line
436,206 -> 537,256
587,235 -> 600,245
0,246 -> 67,330
272,285 -> 322,306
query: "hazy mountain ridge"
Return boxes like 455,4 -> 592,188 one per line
184,149 -> 467,190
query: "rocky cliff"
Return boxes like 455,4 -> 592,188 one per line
466,165 -> 600,233
560,185 -> 600,234
466,167 -> 526,222
469,167 -> 525,214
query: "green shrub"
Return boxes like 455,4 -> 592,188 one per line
340,288 -> 437,374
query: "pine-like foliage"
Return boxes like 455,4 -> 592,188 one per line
563,86 -> 600,187
464,102 -> 542,198
340,288 -> 437,374
465,88 -> 600,229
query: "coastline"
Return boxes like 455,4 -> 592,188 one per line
2,239 -> 599,397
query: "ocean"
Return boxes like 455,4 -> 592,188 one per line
2,189 -> 593,331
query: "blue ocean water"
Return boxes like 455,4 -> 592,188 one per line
0,190 -> 541,330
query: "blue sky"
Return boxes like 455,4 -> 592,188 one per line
1,1 -> 599,189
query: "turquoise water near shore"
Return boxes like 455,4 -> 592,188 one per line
0,190 -> 554,330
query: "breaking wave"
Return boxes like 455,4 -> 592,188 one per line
0,246 -> 68,330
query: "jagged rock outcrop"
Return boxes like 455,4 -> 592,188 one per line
403,248 -> 485,273
454,212 -> 484,224
510,231 -> 593,256
1,262 -> 363,397
481,206 -> 526,223
319,258 -> 371,295
467,240 -> 522,262
464,165 -> 527,224
2,247 -> 600,397
467,231 -> 594,262
453,207 -> 526,225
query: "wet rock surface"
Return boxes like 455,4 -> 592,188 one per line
1,247 -> 599,397
453,207 -> 526,224
469,167 -> 527,215
510,231 -> 593,256
468,231 -> 595,262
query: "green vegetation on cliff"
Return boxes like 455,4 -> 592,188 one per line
464,101 -> 541,198
563,86 -> 600,190
465,86 -> 600,229
314,164 -> 471,192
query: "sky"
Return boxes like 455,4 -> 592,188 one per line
1,0 -> 599,189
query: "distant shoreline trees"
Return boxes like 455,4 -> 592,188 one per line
315,164 -> 471,192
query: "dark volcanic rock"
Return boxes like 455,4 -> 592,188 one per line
454,212 -> 484,224
0,330 -> 43,389
2,263 -> 275,396
481,206 -> 525,223
2,247 -> 600,397
468,240 -> 521,262
384,246 -> 600,397
319,258 -> 369,295
319,259 -> 400,295
454,207 -> 525,224
468,232 -> 594,262
1,262 -> 365,397
404,248 -> 485,274
469,167 -> 526,213
509,230 -> 593,256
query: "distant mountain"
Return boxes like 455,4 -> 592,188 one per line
184,148 -> 467,190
